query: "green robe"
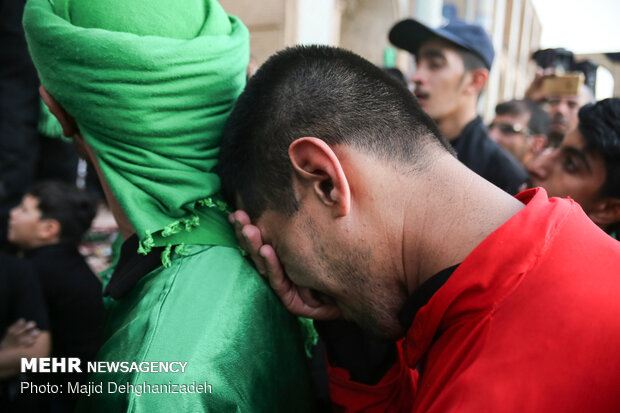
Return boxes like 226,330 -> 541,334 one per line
78,245 -> 316,412
24,1 -> 317,409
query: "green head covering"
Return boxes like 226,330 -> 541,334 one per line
23,0 -> 249,263
51,0 -> 208,39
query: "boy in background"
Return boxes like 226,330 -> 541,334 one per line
8,180 -> 104,412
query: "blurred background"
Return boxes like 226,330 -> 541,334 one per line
220,0 -> 620,122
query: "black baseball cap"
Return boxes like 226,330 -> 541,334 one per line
389,19 -> 495,70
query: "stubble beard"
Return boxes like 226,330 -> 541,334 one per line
315,236 -> 408,340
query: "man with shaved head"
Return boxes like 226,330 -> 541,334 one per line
221,45 -> 620,412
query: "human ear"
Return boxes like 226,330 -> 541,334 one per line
38,219 -> 61,243
288,137 -> 350,217
39,86 -> 79,138
468,68 -> 489,94
588,198 -> 620,229
40,86 -> 97,163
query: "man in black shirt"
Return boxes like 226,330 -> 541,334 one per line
389,19 -> 527,195
488,99 -> 550,167
7,181 -> 104,412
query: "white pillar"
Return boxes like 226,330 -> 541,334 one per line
413,0 -> 444,27
296,0 -> 340,45
482,0 -> 506,121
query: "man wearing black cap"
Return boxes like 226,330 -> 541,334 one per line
389,19 -> 527,195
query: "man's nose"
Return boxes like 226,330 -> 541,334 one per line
410,67 -> 424,85
557,101 -> 570,116
527,147 -> 554,181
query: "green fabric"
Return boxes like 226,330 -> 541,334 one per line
98,233 -> 124,309
51,0 -> 208,39
23,0 -> 249,259
298,318 -> 319,358
23,2 -> 317,411
77,246 -> 317,412
38,97 -> 66,139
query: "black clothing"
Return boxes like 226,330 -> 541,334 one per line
451,117 -> 527,195
0,252 -> 50,334
25,243 -> 104,408
314,265 -> 459,387
0,0 -> 82,250
398,264 -> 459,328
0,0 -> 39,248
104,234 -> 164,299
25,244 -> 104,363
0,252 -> 49,412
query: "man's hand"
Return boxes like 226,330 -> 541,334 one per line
0,319 -> 41,349
525,67 -> 556,102
230,210 -> 341,320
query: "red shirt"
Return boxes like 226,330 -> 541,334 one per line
328,188 -> 620,412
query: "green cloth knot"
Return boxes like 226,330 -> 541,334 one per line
24,0 -> 249,258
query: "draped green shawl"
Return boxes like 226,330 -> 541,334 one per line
23,0 -> 249,263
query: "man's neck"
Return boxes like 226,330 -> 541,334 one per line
86,148 -> 135,240
435,102 -> 479,141
400,154 -> 525,295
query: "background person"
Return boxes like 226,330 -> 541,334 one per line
489,99 -> 550,166
544,86 -> 594,147
389,18 -> 527,195
525,69 -> 594,147
8,180 -> 103,412
527,98 -> 620,238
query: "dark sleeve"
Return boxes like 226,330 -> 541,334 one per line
315,319 -> 397,385
6,256 -> 50,332
488,148 -> 528,196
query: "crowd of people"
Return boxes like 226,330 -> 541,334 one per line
1,0 -> 619,412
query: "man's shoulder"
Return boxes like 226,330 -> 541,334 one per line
28,243 -> 100,295
484,139 -> 527,178
93,245 -> 315,412
546,201 -> 620,267
464,118 -> 523,168
163,244 -> 266,289
107,244 -> 301,343
1,252 -> 37,282
456,118 -> 527,194
520,197 -> 620,298
163,245 -> 293,322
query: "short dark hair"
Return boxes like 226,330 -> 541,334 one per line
453,46 -> 488,100
495,99 -> 550,135
28,181 -> 97,244
218,45 -> 452,219
578,98 -> 620,200
382,67 -> 408,87
456,47 -> 487,72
